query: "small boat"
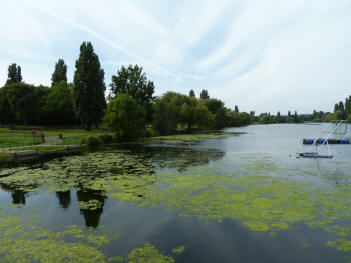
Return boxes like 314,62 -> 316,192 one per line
296,152 -> 333,158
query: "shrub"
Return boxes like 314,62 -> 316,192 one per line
97,134 -> 114,144
81,136 -> 103,149
103,94 -> 145,141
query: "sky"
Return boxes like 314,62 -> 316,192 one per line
0,0 -> 350,114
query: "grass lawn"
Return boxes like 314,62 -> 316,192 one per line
0,130 -> 34,145
0,152 -> 12,158
0,127 -> 110,148
32,145 -> 67,152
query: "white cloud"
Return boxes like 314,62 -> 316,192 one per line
0,0 -> 350,114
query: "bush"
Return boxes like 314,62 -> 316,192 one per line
103,94 -> 145,141
145,127 -> 158,137
81,136 -> 103,149
97,134 -> 114,144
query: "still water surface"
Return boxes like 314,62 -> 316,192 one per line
0,124 -> 351,262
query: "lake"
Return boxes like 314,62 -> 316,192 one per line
0,123 -> 351,262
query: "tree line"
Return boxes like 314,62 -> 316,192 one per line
327,96 -> 351,123
0,41 -> 331,140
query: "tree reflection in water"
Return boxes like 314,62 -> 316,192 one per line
77,187 -> 106,228
56,190 -> 71,209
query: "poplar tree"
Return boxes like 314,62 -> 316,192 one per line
73,42 -> 106,130
51,59 -> 67,86
200,89 -> 209,100
6,63 -> 22,84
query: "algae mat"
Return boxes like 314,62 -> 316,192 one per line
0,126 -> 351,262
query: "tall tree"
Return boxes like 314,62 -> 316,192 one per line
199,89 -> 209,100
204,98 -> 224,114
73,42 -> 106,130
189,89 -> 195,97
44,81 -> 75,125
6,63 -> 22,84
181,97 -> 214,131
0,86 -> 15,126
3,82 -> 39,126
110,64 -> 155,123
51,59 -> 67,86
338,101 -> 345,112
293,111 -> 299,123
234,105 -> 239,113
153,92 -> 188,135
204,98 -> 227,129
277,111 -> 281,122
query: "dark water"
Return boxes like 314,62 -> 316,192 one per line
0,124 -> 351,262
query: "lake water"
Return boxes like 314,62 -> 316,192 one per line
0,123 -> 351,262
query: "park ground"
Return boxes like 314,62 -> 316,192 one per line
0,126 -> 108,158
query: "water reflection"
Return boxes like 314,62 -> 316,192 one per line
0,146 -> 225,229
77,186 -> 106,228
133,147 -> 225,172
0,182 -> 27,205
11,190 -> 26,205
1,126 -> 351,261
56,190 -> 71,209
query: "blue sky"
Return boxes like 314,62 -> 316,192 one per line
1,0 -> 350,114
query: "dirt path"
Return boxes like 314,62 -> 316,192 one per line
41,136 -> 62,146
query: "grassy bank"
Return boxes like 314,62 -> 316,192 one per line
0,127 -> 109,154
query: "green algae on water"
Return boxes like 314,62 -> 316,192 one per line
126,242 -> 175,263
171,246 -> 185,255
0,214 -> 110,262
1,147 -> 351,255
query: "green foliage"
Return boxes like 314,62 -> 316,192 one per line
152,92 -> 188,135
81,136 -> 103,149
51,59 -> 67,86
73,42 -> 106,130
347,114 -> 351,123
180,96 -> 197,131
331,95 -> 351,121
214,107 -> 228,129
204,98 -> 227,129
229,112 -> 242,126
1,82 -> 39,125
234,105 -> 239,113
110,64 -> 155,123
180,97 -> 215,131
204,98 -> 224,114
6,63 -> 22,84
189,89 -> 195,97
239,112 -> 251,125
199,89 -> 209,99
153,97 -> 178,135
103,94 -> 145,140
96,133 -> 114,144
333,110 -> 344,120
0,87 -> 15,125
259,113 -> 273,124
43,81 -> 75,125
193,99 -> 215,130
